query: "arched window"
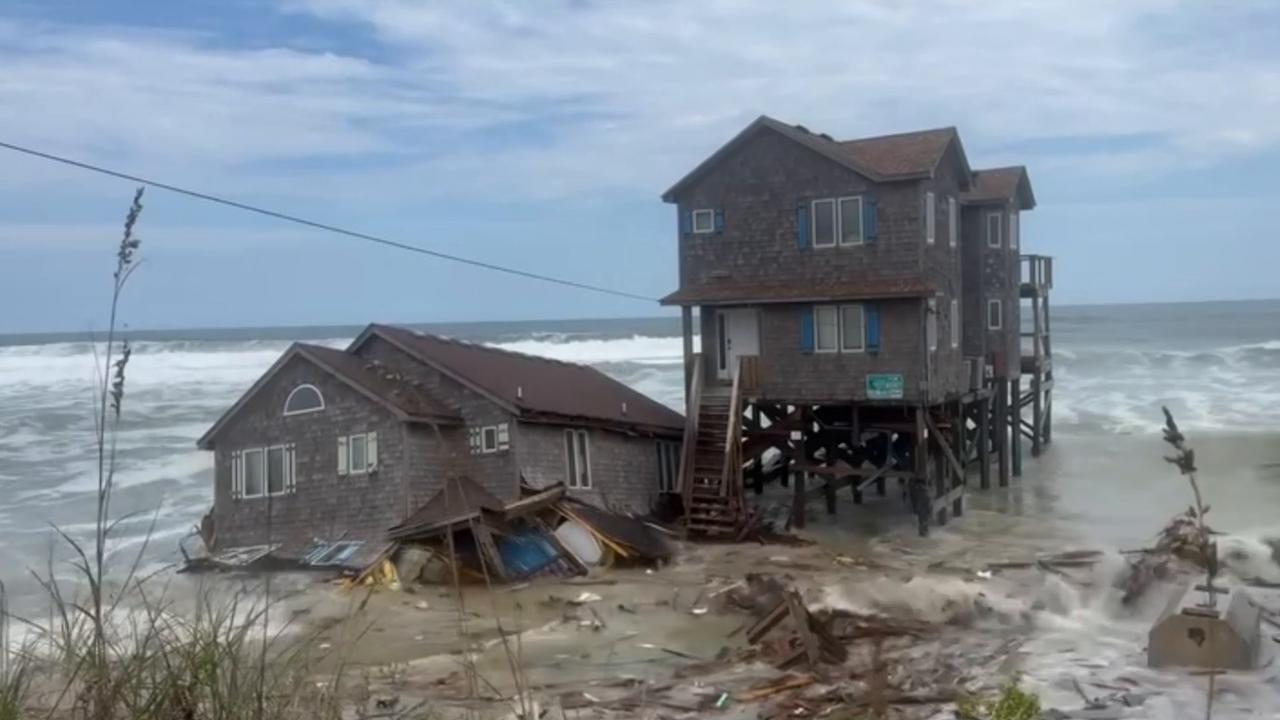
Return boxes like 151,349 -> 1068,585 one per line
284,384 -> 324,416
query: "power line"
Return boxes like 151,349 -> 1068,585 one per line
0,140 -> 660,303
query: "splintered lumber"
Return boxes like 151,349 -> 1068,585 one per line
735,674 -> 816,702
745,590 -> 847,670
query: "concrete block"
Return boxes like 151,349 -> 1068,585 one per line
1148,582 -> 1260,670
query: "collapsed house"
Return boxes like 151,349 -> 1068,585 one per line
192,324 -> 684,571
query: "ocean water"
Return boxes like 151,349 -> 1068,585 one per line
2,301 -> 1280,715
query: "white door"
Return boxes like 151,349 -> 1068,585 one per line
716,309 -> 760,381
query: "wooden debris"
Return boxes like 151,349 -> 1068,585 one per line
735,674 -> 815,702
745,590 -> 848,671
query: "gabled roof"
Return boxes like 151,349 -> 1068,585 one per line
962,166 -> 1036,210
351,324 -> 684,433
838,127 -> 971,183
660,277 -> 937,306
197,342 -> 461,450
662,115 -> 971,202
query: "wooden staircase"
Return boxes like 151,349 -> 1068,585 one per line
679,354 -> 753,536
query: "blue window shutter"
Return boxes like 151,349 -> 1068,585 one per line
864,198 -> 878,243
680,210 -> 692,235
865,304 -> 881,354
796,205 -> 810,249
800,307 -> 815,353
714,209 -> 725,233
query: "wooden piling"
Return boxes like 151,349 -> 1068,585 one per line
996,380 -> 1010,487
913,406 -> 930,536
978,394 -> 991,490
1011,378 -> 1023,478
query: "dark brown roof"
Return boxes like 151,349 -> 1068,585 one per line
299,344 -> 461,422
359,325 -> 684,433
962,166 -> 1036,209
197,342 -> 460,449
661,277 -> 937,306
388,476 -> 506,540
837,127 -> 959,178
663,115 -> 970,202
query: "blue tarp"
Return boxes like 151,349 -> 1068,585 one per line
497,530 -> 561,578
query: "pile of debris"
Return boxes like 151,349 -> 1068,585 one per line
367,478 -> 675,588
1118,508 -> 1216,604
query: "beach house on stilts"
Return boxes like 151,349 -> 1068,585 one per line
660,116 -> 1054,536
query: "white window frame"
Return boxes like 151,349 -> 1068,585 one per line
988,299 -> 1003,330
239,444 -> 294,499
950,298 -> 960,349
814,304 -> 840,353
839,304 -> 866,353
283,384 -> 324,416
657,440 -> 680,493
692,208 -> 715,234
837,196 -> 864,247
987,212 -> 1003,249
814,304 -> 866,353
564,429 -> 592,489
339,432 -> 378,475
470,423 -> 510,455
947,197 -> 957,249
811,198 -> 837,248
1010,211 -> 1020,250
242,447 -> 266,499
925,191 -> 936,245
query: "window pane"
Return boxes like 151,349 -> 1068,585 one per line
988,214 -> 1002,247
349,435 -> 367,473
815,306 -> 838,351
988,301 -> 1002,329
483,427 -> 497,452
838,198 -> 862,245
576,432 -> 590,488
813,200 -> 835,246
284,385 -> 323,414
565,432 -> 577,487
267,447 -> 286,494
693,209 -> 714,233
1010,212 -> 1019,249
243,449 -> 264,497
840,305 -> 864,351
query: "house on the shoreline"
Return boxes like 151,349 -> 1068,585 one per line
660,115 -> 1052,536
196,324 -> 684,560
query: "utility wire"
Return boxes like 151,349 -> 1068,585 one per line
0,140 -> 659,303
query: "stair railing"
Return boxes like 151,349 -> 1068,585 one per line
719,355 -> 752,513
678,353 -> 704,515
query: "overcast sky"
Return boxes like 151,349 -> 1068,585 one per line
2,0 -> 1279,333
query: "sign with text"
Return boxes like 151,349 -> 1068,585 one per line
865,373 -> 905,400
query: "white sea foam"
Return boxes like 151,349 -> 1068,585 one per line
486,334 -> 686,365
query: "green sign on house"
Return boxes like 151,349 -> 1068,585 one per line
866,373 -> 904,400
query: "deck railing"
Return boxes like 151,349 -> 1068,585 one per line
1021,254 -> 1053,291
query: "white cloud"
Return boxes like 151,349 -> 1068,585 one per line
2,0 -> 1279,204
